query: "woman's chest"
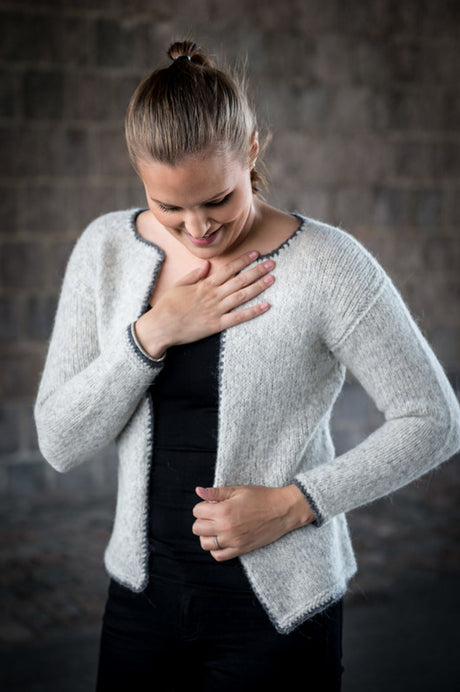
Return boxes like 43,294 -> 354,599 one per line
148,255 -> 194,306
147,250 -> 252,307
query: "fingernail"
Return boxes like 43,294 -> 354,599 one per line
264,260 -> 275,269
249,251 -> 259,260
264,275 -> 274,284
260,302 -> 270,311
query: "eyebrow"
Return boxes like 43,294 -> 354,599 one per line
150,189 -> 230,208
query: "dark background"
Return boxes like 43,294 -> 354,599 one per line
0,1 -> 459,690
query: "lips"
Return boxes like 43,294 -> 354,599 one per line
186,227 -> 222,247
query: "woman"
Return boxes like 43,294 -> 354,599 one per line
34,41 -> 460,691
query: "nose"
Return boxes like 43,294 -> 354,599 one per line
183,210 -> 212,238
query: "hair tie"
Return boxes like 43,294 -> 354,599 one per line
174,55 -> 191,62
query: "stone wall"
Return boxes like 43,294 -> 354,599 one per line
1,0 -> 459,498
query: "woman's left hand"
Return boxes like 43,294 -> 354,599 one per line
192,484 -> 315,561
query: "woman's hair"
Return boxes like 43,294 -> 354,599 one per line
125,40 -> 266,193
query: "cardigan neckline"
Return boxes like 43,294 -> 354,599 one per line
128,207 -> 307,262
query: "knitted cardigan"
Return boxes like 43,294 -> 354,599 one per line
34,209 -> 460,634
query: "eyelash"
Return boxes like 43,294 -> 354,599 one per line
157,193 -> 232,213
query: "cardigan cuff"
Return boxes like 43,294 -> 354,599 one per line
292,478 -> 325,528
128,323 -> 167,366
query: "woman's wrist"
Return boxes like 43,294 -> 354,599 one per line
280,484 -> 316,530
132,316 -> 169,361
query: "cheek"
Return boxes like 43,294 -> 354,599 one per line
222,192 -> 251,223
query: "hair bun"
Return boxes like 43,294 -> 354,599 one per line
167,40 -> 213,67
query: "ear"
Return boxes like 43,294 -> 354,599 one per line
249,130 -> 259,168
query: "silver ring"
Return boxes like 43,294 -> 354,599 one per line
214,535 -> 222,550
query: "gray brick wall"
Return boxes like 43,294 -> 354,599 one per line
1,0 -> 459,498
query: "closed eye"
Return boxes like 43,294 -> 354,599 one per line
206,193 -> 232,207
157,202 -> 179,212
155,193 -> 232,213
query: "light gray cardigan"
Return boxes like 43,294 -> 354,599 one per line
34,209 -> 460,634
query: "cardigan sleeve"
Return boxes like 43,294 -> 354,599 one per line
34,231 -> 165,473
293,239 -> 460,527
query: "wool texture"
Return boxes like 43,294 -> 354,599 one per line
34,209 -> 460,634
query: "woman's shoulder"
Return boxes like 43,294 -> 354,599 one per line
293,214 -> 385,282
77,208 -> 142,247
69,208 -> 156,265
60,209 -> 147,287
296,214 -> 373,258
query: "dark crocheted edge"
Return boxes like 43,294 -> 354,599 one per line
105,388 -> 156,596
128,206 -> 307,262
273,588 -> 347,635
256,212 -> 307,260
126,324 -> 165,369
140,391 -> 156,592
237,553 -> 348,635
126,209 -> 167,591
125,207 -> 169,369
129,207 -> 166,257
107,563 -> 347,635
291,478 -> 325,528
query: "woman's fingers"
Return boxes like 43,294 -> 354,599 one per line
218,258 -> 275,299
220,300 -> 271,330
206,255 -> 276,319
210,250 -> 260,286
192,518 -> 217,537
200,536 -> 219,551
200,536 -> 237,559
220,273 -> 275,314
196,530 -> 239,561
141,250 -> 275,351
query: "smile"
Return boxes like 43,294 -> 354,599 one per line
185,227 -> 222,247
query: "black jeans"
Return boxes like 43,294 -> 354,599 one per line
96,577 -> 343,691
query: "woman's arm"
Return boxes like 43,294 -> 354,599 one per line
34,246 -> 165,473
293,272 -> 460,526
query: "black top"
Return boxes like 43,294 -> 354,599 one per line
148,331 -> 251,592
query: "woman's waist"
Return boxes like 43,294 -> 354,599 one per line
148,538 -> 253,593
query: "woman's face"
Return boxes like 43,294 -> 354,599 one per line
138,146 -> 258,260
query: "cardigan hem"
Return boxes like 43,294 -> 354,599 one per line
238,552 -> 355,635
275,586 -> 348,635
104,562 -> 149,594
105,549 -> 355,634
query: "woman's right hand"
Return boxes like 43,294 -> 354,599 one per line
134,251 -> 275,358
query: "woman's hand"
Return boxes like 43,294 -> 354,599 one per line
191,484 -> 315,561
134,251 -> 275,358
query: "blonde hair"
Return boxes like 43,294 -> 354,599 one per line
125,40 -> 266,193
